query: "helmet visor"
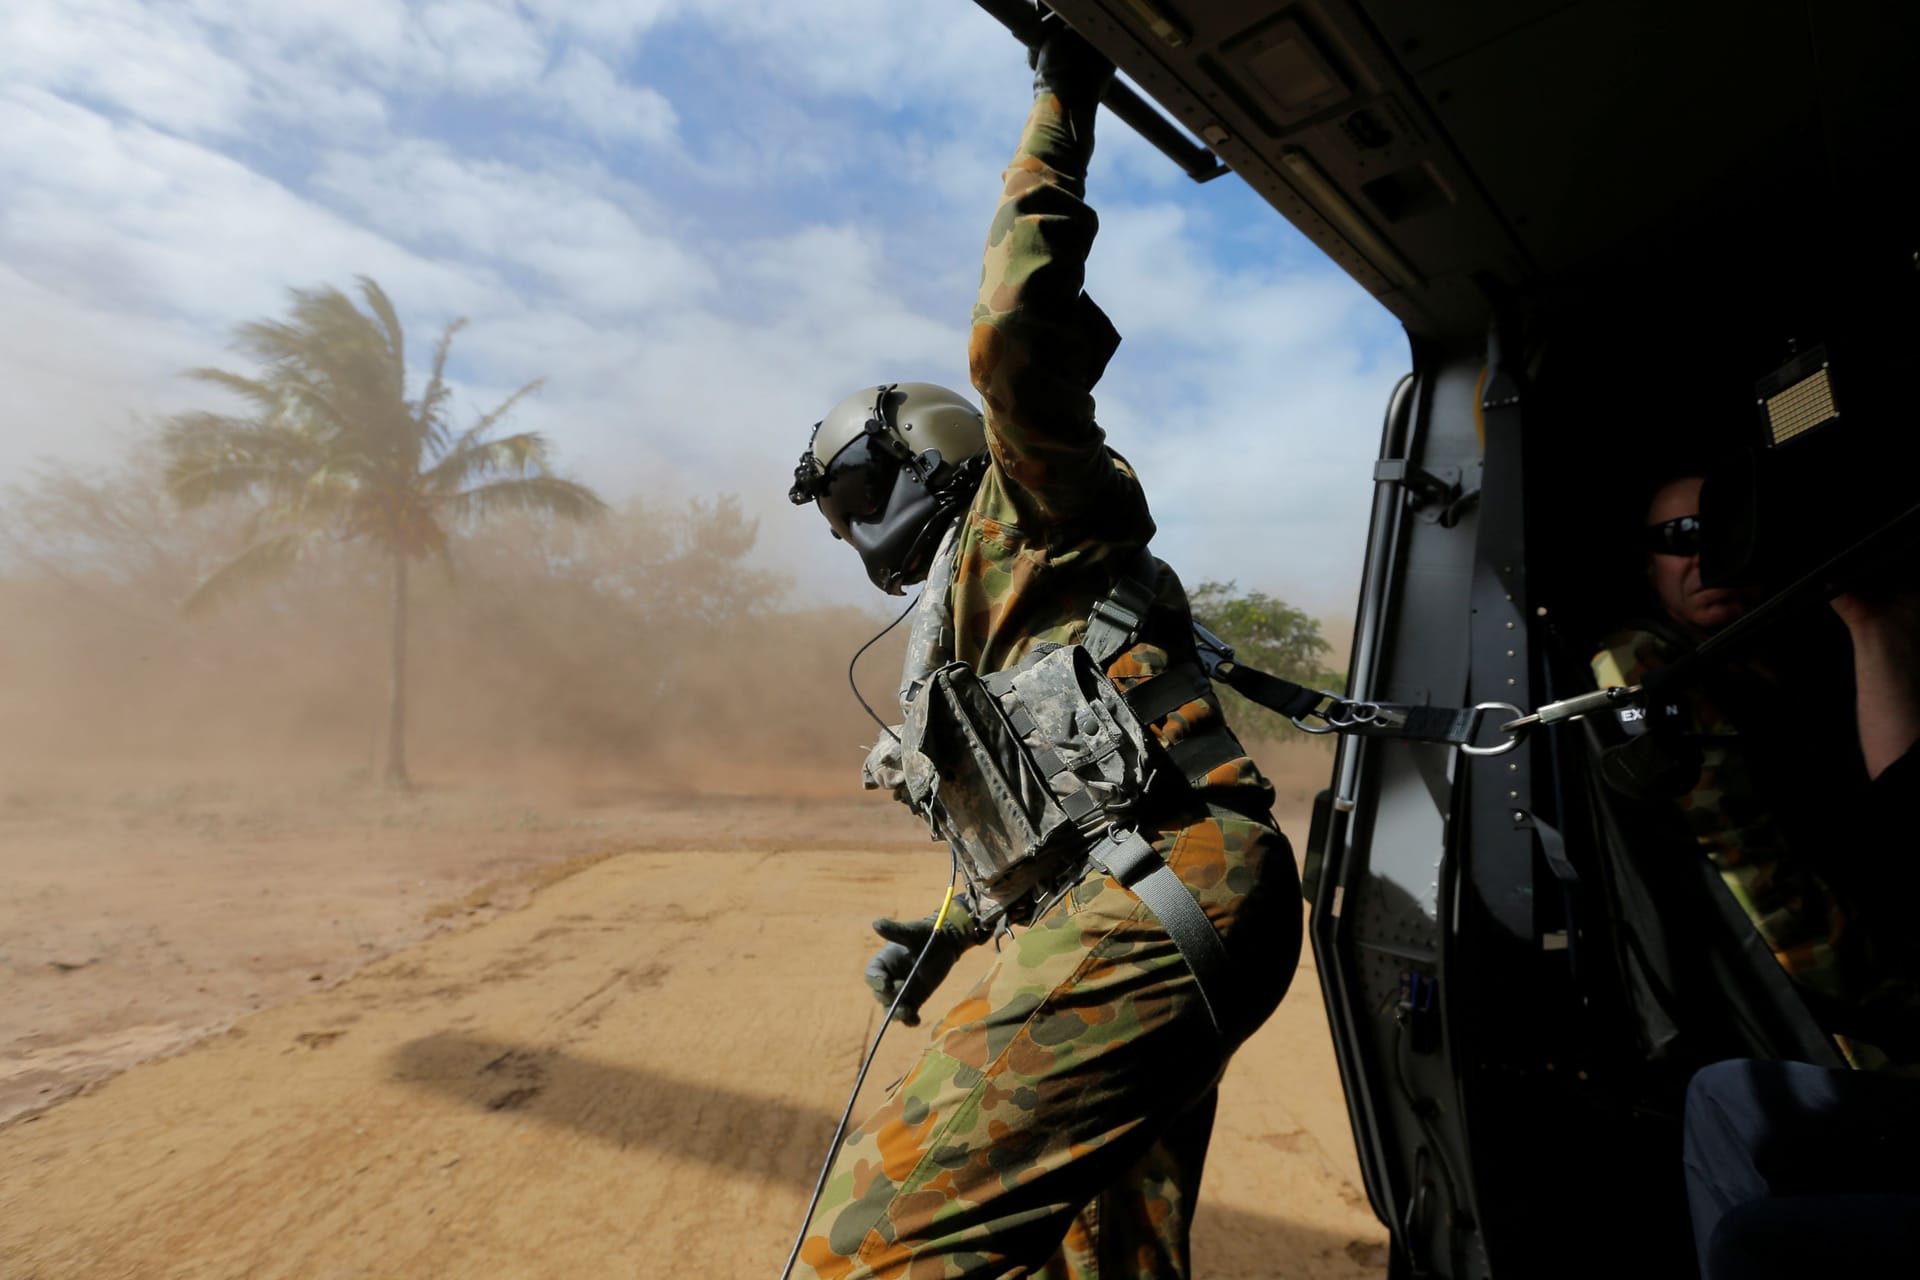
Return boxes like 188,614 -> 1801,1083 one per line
816,435 -> 895,542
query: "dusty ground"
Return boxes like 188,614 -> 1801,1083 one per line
0,764 -> 1386,1277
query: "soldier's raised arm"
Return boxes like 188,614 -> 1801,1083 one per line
968,18 -> 1127,526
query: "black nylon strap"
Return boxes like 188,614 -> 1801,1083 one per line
1087,829 -> 1231,1036
1123,663 -> 1213,724
1341,704 -> 1477,745
1209,653 -> 1491,749
1085,546 -> 1160,667
1167,730 -> 1244,781
1212,661 -> 1324,721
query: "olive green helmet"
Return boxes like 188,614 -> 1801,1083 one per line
789,382 -> 988,594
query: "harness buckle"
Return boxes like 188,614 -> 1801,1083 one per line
1458,701 -> 1527,756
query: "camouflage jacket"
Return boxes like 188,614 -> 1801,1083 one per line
1592,624 -> 1848,992
955,88 -> 1272,806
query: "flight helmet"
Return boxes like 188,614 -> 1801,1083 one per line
789,382 -> 989,594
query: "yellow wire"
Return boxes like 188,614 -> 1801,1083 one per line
930,881 -> 957,931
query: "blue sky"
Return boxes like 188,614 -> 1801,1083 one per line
0,0 -> 1408,612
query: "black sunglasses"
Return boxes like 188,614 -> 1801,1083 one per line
1643,514 -> 1703,557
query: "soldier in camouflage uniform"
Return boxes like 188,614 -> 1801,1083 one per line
1592,474 -> 1877,1056
785,17 -> 1301,1279
1680,589 -> 1920,1272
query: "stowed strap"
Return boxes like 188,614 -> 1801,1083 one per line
1124,662 -> 1211,723
1086,828 -> 1233,1037
999,701 -> 1114,832
1084,545 -> 1160,667
1081,547 -> 1251,788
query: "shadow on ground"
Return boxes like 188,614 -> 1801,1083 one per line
390,1031 -> 1388,1273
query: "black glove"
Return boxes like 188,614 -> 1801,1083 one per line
863,900 -> 976,1026
1029,9 -> 1115,105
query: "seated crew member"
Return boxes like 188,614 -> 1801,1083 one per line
783,18 -> 1301,1279
1681,585 -> 1920,1278
1591,474 -> 1856,1019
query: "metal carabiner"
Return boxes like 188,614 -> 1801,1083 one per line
1327,700 -> 1381,728
1289,689 -> 1348,736
1457,701 -> 1528,756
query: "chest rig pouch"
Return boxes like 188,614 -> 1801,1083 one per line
900,642 -> 1154,908
875,537 -> 1240,1035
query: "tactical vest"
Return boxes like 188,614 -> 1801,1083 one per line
892,541 -> 1243,1034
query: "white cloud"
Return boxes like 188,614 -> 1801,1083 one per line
0,0 -> 256,138
2,0 -> 681,149
542,48 -> 678,146
0,0 -> 1404,613
0,89 -> 495,323
410,0 -> 550,93
682,0 -> 1014,117
310,140 -> 710,312
0,263 -> 221,468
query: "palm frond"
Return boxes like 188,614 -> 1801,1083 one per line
161,413 -> 331,508
436,475 -> 608,526
421,429 -> 550,494
182,368 -> 284,416
180,531 -> 319,615
356,276 -> 406,379
266,368 -> 355,437
429,374 -> 544,469
415,316 -> 471,453
235,285 -> 409,450
162,276 -> 586,590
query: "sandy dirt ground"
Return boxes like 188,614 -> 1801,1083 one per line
0,771 -> 1387,1277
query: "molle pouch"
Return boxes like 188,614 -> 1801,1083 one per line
901,642 -> 1156,907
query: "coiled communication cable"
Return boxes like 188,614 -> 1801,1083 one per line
777,853 -> 959,1280
780,589 -> 957,1279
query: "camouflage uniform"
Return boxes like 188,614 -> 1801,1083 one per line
796,89 -> 1301,1279
1596,629 -> 1920,1070
1592,625 -> 1850,997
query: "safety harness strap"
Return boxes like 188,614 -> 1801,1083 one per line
1123,663 -> 1212,724
1167,732 -> 1246,780
1084,545 -> 1161,667
1087,828 -> 1232,1036
1209,660 -> 1325,722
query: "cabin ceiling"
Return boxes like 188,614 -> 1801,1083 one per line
1045,0 -> 1919,341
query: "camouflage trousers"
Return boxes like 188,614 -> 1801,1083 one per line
796,807 -> 1301,1279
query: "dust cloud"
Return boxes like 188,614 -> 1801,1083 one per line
0,445 -> 902,799
0,439 -> 1340,1138
0,443 -> 1336,802
0,441 -> 1383,1280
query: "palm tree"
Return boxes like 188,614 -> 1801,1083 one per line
161,277 -> 606,788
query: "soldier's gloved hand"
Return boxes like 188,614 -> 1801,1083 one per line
1029,8 -> 1115,105
863,900 -> 975,1026
861,733 -> 910,806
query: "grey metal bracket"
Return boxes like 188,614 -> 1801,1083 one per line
1373,458 -> 1481,526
